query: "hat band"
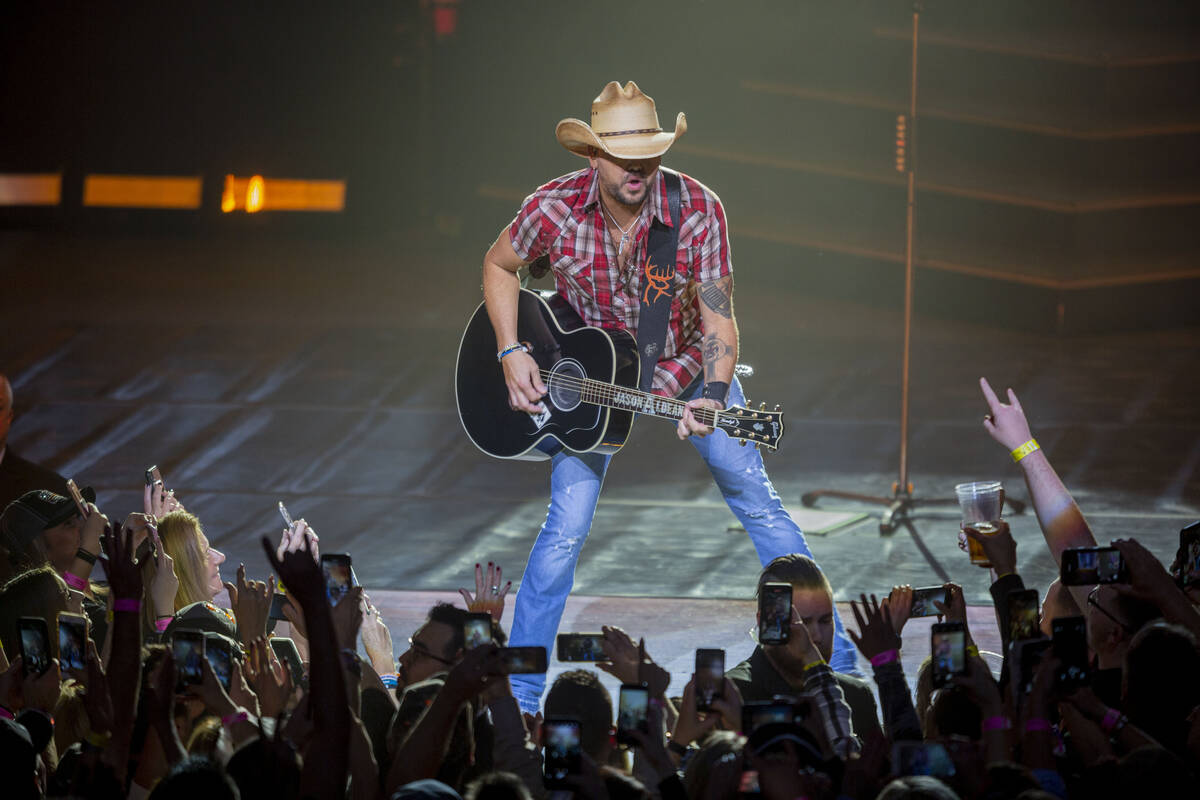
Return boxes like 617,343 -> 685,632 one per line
597,127 -> 662,137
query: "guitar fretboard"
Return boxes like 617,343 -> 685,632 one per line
544,371 -> 720,426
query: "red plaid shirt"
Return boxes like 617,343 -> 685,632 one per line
508,167 -> 732,397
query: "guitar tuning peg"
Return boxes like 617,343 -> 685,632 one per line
738,439 -> 747,447
755,443 -> 762,450
774,404 -> 780,412
759,402 -> 766,411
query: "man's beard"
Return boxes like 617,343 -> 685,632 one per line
605,171 -> 652,210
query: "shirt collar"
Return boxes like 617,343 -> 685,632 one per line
581,167 -> 673,228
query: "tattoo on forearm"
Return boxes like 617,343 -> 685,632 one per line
702,333 -> 731,378
698,275 -> 733,319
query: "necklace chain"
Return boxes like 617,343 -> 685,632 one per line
600,201 -> 637,257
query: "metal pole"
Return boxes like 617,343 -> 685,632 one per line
897,4 -> 919,497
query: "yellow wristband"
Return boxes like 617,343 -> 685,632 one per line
966,644 -> 980,659
802,659 -> 826,672
1011,439 -> 1040,462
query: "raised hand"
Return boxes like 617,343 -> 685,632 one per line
597,627 -> 670,698
708,677 -> 744,734
950,654 -> 1002,712
22,656 -> 62,713
189,655 -> 239,720
624,695 -> 674,782
458,561 -> 511,622
227,660 -> 261,719
597,625 -> 641,685
262,534 -> 324,607
102,519 -> 144,603
882,585 -> 913,635
78,502 -> 108,558
148,524 -> 180,620
979,377 -> 1034,452
144,481 -> 184,521
359,593 -> 396,676
932,583 -> 968,626
442,642 -> 503,703
847,593 -> 902,662
962,519 -> 1018,577
277,519 -> 320,564
670,677 -> 721,748
245,637 -> 294,719
1110,538 -> 1174,606
224,563 -> 276,645
330,585 -> 365,649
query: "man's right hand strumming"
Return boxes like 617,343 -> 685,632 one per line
503,350 -> 546,413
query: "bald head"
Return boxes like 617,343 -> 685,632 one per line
0,374 -> 12,448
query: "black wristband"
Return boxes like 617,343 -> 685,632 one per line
701,381 -> 729,404
75,548 -> 97,566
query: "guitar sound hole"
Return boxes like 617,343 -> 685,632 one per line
547,359 -> 585,411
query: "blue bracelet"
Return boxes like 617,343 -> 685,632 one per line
497,343 -> 529,362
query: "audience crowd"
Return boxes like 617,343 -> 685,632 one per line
1,372 -> 1198,800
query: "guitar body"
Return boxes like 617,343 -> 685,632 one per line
455,289 -> 641,460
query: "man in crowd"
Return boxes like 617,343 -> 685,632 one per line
728,553 -> 881,747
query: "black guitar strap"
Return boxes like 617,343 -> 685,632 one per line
635,169 -> 682,391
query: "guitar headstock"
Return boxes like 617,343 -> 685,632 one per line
714,403 -> 784,451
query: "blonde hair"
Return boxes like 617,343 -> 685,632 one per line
141,510 -> 214,628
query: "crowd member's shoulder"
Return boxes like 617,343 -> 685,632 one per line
0,448 -> 69,510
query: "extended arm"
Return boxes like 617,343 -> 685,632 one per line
980,378 -> 1096,609
483,229 -> 547,414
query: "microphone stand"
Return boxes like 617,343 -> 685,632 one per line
800,3 -> 1023,533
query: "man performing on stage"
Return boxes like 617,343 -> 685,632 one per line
481,81 -> 856,712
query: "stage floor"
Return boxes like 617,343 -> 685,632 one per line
3,231 -> 1198,623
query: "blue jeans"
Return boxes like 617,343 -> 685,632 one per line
508,376 -> 857,712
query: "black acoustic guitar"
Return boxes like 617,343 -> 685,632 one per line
455,288 -> 784,460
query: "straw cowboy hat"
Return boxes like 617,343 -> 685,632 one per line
556,81 -> 687,160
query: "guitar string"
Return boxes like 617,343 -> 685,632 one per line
533,369 -> 725,426
535,370 -> 700,418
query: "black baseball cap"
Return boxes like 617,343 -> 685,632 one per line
163,601 -> 238,641
0,487 -> 96,543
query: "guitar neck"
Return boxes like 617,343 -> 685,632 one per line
542,371 -> 719,426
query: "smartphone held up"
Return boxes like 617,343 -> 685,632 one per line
695,648 -> 725,711
1060,547 -> 1129,586
758,582 -> 792,645
930,622 -> 967,688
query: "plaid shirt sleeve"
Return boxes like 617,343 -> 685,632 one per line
802,663 -> 862,759
680,187 -> 733,284
508,190 -> 554,263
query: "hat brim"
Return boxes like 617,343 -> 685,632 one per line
43,485 -> 96,528
556,111 -> 687,160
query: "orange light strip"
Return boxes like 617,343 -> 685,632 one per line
221,175 -> 345,212
83,174 -> 203,209
0,173 -> 62,206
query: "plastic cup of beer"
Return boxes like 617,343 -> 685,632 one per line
955,481 -> 1004,568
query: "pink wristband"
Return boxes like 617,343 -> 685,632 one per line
1101,709 -> 1122,733
63,571 -> 88,591
221,710 -> 249,727
1025,717 -> 1052,732
155,617 -> 173,632
870,649 -> 899,667
113,598 -> 141,613
982,715 -> 1011,731
0,705 -> 13,720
